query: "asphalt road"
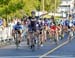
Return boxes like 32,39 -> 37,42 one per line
0,33 -> 74,58
47,37 -> 75,58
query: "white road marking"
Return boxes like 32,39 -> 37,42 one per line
39,35 -> 75,58
39,40 -> 69,58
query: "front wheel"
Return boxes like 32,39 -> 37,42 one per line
14,32 -> 20,48
15,40 -> 20,48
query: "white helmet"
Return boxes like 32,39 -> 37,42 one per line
69,23 -> 73,27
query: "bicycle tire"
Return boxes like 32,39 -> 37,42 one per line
15,32 -> 20,48
52,34 -> 58,45
30,44 -> 35,51
30,32 -> 36,51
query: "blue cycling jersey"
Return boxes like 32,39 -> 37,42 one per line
72,20 -> 75,25
64,20 -> 70,26
47,20 -> 51,26
13,24 -> 22,30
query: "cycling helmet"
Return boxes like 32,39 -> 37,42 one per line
17,22 -> 21,25
69,23 -> 73,27
31,11 -> 35,14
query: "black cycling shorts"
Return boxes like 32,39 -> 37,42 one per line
15,30 -> 21,34
32,27 -> 36,32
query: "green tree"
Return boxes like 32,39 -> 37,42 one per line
0,0 -> 10,5
22,0 -> 40,15
44,0 -> 61,12
0,0 -> 61,18
0,0 -> 24,18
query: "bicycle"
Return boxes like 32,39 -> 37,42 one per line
50,29 -> 59,45
27,31 -> 36,51
14,31 -> 20,48
68,27 -> 74,42
34,30 -> 40,49
57,24 -> 63,40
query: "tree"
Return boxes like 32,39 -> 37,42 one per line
44,0 -> 61,12
0,0 -> 24,18
0,0 -> 61,18
22,0 -> 40,15
0,0 -> 10,5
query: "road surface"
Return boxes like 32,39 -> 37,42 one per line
0,33 -> 75,58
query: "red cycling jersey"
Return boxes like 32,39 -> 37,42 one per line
50,25 -> 57,31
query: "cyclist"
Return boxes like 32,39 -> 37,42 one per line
60,18 -> 68,33
67,19 -> 74,41
21,18 -> 29,41
56,19 -> 63,40
29,11 -> 37,32
28,11 -> 37,49
12,21 -> 23,43
28,11 -> 37,38
49,22 -> 59,44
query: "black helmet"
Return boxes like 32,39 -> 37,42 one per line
17,22 -> 21,25
31,11 -> 35,14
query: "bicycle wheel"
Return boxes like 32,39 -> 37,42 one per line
59,34 -> 64,40
52,33 -> 58,45
31,44 -> 35,51
15,32 -> 20,48
30,33 -> 36,51
68,31 -> 73,42
27,38 -> 29,45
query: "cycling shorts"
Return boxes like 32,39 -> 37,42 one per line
28,25 -> 36,32
13,29 -> 21,35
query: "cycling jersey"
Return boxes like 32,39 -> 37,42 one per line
41,20 -> 45,26
69,22 -> 73,27
31,20 -> 36,27
47,19 -> 52,27
28,16 -> 37,32
64,20 -> 70,26
55,19 -> 59,25
50,25 -> 57,31
60,20 -> 64,26
13,24 -> 22,30
72,19 -> 75,26
68,20 -> 73,27
28,24 -> 32,31
44,20 -> 48,26
21,25 -> 28,37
